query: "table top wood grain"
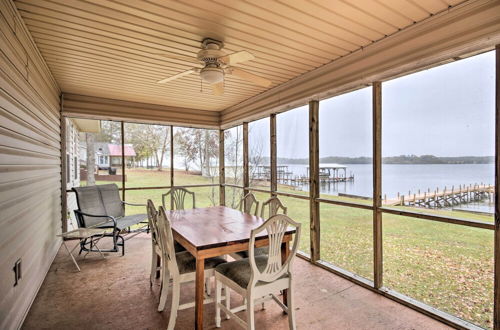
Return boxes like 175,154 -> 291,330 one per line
165,206 -> 295,251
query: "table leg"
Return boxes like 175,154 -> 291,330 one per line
63,241 -> 81,272
281,241 -> 290,306
195,257 -> 205,330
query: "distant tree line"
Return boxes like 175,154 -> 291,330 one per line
262,155 -> 494,165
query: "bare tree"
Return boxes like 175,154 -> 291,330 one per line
224,128 -> 244,208
155,127 -> 169,171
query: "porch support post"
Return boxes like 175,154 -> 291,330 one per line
170,125 -> 174,209
243,122 -> 249,207
121,121 -> 125,201
270,114 -> 277,196
219,129 -> 225,206
309,100 -> 320,262
60,94 -> 67,233
494,44 -> 500,330
373,81 -> 383,289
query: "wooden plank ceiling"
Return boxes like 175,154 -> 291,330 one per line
15,0 -> 466,112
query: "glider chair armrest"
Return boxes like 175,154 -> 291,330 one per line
122,201 -> 147,207
73,210 -> 117,229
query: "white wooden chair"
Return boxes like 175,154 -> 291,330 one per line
162,187 -> 196,210
147,199 -> 162,287
214,214 -> 301,330
260,196 -> 287,218
162,187 -> 196,253
238,193 -> 260,216
233,196 -> 287,260
155,205 -> 228,330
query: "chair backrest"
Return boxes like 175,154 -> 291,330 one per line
238,193 -> 259,216
72,184 -> 124,227
98,184 -> 125,218
162,187 -> 196,210
146,199 -> 160,248
260,196 -> 287,218
248,214 -> 301,286
156,206 -> 180,275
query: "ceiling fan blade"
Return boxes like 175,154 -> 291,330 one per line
229,67 -> 272,87
212,82 -> 224,96
157,69 -> 196,84
219,51 -> 255,65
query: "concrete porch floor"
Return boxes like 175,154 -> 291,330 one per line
23,234 -> 451,330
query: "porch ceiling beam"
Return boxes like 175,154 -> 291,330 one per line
61,93 -> 220,129
220,0 -> 500,127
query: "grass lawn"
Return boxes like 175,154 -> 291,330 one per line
84,168 -> 494,329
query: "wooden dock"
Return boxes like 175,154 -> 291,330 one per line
253,164 -> 354,186
383,184 -> 494,208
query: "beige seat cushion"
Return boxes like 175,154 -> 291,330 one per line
215,255 -> 288,288
175,252 -> 226,274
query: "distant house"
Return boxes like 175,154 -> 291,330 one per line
95,143 -> 136,169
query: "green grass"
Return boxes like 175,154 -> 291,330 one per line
86,169 -> 494,329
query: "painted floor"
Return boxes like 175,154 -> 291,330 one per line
23,234 -> 451,330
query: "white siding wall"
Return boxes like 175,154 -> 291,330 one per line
0,0 -> 61,329
66,118 -> 80,230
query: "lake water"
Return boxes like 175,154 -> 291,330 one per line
284,163 -> 495,213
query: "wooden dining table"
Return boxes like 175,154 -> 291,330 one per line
165,205 -> 295,330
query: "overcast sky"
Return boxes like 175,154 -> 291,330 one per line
249,50 -> 495,159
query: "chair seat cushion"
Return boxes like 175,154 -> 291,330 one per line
234,247 -> 268,259
176,252 -> 226,274
215,255 -> 288,288
115,214 -> 147,230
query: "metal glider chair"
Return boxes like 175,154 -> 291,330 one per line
72,184 -> 147,256
215,214 -> 301,330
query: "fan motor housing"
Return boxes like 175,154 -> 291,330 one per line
197,38 -> 225,64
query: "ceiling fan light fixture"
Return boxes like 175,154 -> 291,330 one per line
200,67 -> 224,84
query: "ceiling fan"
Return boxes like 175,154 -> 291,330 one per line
157,38 -> 272,96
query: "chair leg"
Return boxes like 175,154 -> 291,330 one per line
78,238 -> 87,255
158,267 -> 170,312
287,280 -> 296,330
150,246 -> 156,287
167,280 -> 180,330
112,233 -> 118,252
215,280 -> 222,328
225,285 -> 231,320
205,277 -> 211,296
119,235 -> 125,256
246,293 -> 255,330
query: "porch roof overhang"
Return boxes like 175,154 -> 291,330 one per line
16,0 -> 500,129
72,118 -> 100,133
